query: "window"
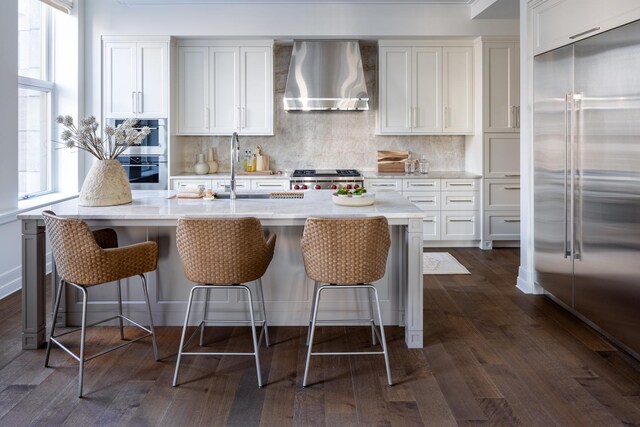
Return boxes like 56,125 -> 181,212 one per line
18,0 -> 53,199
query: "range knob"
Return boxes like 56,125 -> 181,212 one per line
293,184 -> 300,190
301,184 -> 308,190
346,184 -> 353,190
330,184 -> 337,190
314,184 -> 321,190
354,184 -> 360,189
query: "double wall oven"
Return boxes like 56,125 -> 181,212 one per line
110,119 -> 168,190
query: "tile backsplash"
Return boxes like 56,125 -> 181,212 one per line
175,43 -> 466,174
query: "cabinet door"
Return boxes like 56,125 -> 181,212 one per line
423,212 -> 441,241
484,210 -> 520,241
442,47 -> 473,134
104,42 -> 137,118
484,179 -> 520,210
365,178 -> 402,192
484,133 -> 521,178
379,47 -> 412,134
412,47 -> 441,133
177,47 -> 209,134
240,46 -> 273,135
210,47 -> 239,134
441,211 -> 480,240
136,42 -> 168,118
484,42 -> 519,132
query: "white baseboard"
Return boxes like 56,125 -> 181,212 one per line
0,256 -> 52,300
516,265 -> 544,294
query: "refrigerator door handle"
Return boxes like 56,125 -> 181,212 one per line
573,92 -> 583,260
569,91 -> 578,260
564,92 -> 571,258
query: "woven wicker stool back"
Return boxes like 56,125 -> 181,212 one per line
42,210 -> 158,286
300,217 -> 391,284
176,217 -> 276,285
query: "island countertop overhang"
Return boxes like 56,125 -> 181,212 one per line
17,190 -> 425,225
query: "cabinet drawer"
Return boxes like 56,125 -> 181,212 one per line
441,191 -> 479,211
172,179 -> 211,190
211,179 -> 251,191
422,212 -> 441,241
484,179 -> 520,210
403,179 -> 440,192
365,179 -> 402,192
484,211 -> 520,241
441,211 -> 480,240
442,179 -> 478,191
403,192 -> 440,211
484,134 -> 520,178
251,179 -> 289,191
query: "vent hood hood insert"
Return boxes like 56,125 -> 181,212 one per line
283,40 -> 369,111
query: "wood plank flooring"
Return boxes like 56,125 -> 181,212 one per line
1,248 -> 640,426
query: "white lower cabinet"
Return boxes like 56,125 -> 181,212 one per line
484,211 -> 520,241
441,211 -> 480,240
422,211 -> 441,240
366,178 -> 402,192
251,179 -> 289,191
173,179 -> 211,190
441,191 -> 479,211
484,179 -> 520,210
211,179 -> 250,192
403,191 -> 440,211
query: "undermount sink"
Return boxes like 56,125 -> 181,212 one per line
215,193 -> 272,199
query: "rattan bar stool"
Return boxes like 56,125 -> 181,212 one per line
300,216 -> 393,387
42,211 -> 159,398
173,217 -> 276,388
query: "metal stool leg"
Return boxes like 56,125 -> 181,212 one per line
117,280 -> 124,340
45,279 -> 65,368
303,285 -> 323,387
200,288 -> 211,346
242,285 -> 263,388
372,286 -> 393,386
173,286 -> 198,387
78,286 -> 89,398
306,281 -> 319,346
367,287 -> 377,346
256,278 -> 270,348
140,274 -> 159,361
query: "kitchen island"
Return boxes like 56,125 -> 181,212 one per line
19,190 -> 425,349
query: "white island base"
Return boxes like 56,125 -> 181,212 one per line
19,191 -> 425,349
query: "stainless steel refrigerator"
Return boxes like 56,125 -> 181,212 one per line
534,19 -> 640,358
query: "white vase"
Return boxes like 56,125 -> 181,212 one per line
194,154 -> 209,175
79,159 -> 132,207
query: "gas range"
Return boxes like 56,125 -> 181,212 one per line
289,169 -> 364,190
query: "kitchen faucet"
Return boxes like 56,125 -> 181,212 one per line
229,132 -> 240,200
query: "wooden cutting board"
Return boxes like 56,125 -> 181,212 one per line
377,150 -> 409,173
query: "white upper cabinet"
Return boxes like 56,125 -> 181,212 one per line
177,41 -> 273,135
531,0 -> 640,55
483,42 -> 520,132
378,42 -> 473,135
103,39 -> 168,119
442,47 -> 473,134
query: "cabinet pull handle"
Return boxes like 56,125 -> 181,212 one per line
204,107 -> 210,129
570,27 -> 600,39
444,106 -> 449,128
510,105 -> 514,128
516,106 -> 520,128
138,91 -> 142,114
504,219 -> 520,223
242,106 -> 247,128
258,184 -> 283,187
424,219 -> 435,222
407,107 -> 412,129
449,183 -> 472,186
410,183 -> 434,187
374,183 -> 395,187
504,174 -> 520,178
504,187 -> 520,190
449,219 -> 473,222
413,107 -> 417,128
412,199 -> 433,203
449,199 -> 472,203
132,92 -> 136,114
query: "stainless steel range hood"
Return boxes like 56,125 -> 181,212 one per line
283,40 -> 369,111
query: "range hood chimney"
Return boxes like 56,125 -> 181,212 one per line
283,40 -> 369,111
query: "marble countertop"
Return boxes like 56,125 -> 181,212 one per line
171,172 -> 290,179
17,190 -> 424,223
362,171 -> 482,179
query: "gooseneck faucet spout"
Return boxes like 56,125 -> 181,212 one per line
230,132 -> 240,200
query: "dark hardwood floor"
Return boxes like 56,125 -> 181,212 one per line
1,248 -> 640,426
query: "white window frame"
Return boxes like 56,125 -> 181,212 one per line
18,2 -> 55,200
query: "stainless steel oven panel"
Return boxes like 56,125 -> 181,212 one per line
108,118 -> 167,156
118,155 -> 168,190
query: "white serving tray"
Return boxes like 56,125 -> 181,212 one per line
332,193 -> 375,206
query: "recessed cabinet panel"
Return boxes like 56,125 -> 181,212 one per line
365,179 -> 402,192
379,47 -> 412,133
442,179 -> 478,191
484,211 -> 520,241
423,212 -> 441,240
442,47 -> 473,134
210,47 -> 238,133
137,43 -> 167,118
104,42 -> 137,118
441,191 -> 479,211
484,134 -> 521,178
240,47 -> 273,135
404,192 -> 440,211
403,178 -> 440,192
441,211 -> 479,240
484,42 -> 520,132
413,47 -> 441,133
178,47 -> 209,134
485,179 -> 521,210
251,179 -> 289,190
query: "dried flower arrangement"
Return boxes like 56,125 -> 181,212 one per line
56,115 -> 151,160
